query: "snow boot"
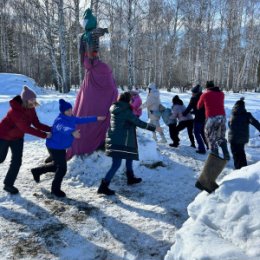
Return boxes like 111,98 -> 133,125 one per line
31,164 -> 56,183
126,171 -> 142,185
152,132 -> 158,142
3,185 -> 19,194
97,179 -> 115,195
196,150 -> 206,154
51,189 -> 66,197
169,142 -> 179,147
158,133 -> 167,143
195,180 -> 212,193
158,138 -> 167,144
196,153 -> 227,193
31,168 -> 40,183
219,141 -> 230,160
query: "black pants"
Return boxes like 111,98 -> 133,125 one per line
0,138 -> 24,186
230,143 -> 247,169
168,123 -> 179,145
170,120 -> 195,146
32,148 -> 67,192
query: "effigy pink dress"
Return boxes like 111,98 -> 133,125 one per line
66,57 -> 118,159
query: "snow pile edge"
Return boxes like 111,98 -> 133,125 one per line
165,161 -> 260,260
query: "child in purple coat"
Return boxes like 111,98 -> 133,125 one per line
31,99 -> 105,197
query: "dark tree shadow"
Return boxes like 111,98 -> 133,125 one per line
57,194 -> 173,260
0,194 -> 121,260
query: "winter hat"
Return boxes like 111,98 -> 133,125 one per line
118,92 -> 131,103
206,81 -> 214,89
59,99 -> 72,113
234,97 -> 245,108
83,9 -> 97,31
191,84 -> 202,94
21,85 -> 37,102
148,82 -> 157,91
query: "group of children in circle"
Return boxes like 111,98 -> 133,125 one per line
1,81 -> 259,196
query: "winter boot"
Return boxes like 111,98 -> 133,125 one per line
3,185 -> 19,194
126,171 -> 142,185
97,179 -> 115,195
51,189 -> 66,197
31,164 -> 56,183
219,141 -> 230,160
31,169 -> 40,183
196,153 -> 227,193
169,142 -> 179,147
158,133 -> 167,143
196,150 -> 206,154
152,132 -> 158,142
195,180 -> 212,193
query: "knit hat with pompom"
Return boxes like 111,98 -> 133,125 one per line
235,97 -> 245,108
21,85 -> 37,102
59,99 -> 72,113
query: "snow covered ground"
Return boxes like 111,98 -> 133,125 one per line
0,73 -> 259,260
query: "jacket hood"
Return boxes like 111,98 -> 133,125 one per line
110,101 -> 131,115
148,82 -> 159,94
148,90 -> 160,100
148,82 -> 156,90
9,95 -> 24,111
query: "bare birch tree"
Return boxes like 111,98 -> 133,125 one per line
1,0 -> 259,92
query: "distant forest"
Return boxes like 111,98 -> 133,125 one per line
0,0 -> 260,93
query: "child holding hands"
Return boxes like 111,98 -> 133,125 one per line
31,99 -> 105,197
0,86 -> 51,194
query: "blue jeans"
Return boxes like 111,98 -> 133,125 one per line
104,157 -> 133,183
194,122 -> 207,152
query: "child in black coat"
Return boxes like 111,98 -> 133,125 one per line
228,97 -> 260,169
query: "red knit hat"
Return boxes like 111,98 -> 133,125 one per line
21,86 -> 37,101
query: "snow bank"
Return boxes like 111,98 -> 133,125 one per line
164,162 -> 260,260
66,131 -> 162,187
0,73 -> 76,136
0,73 -> 42,95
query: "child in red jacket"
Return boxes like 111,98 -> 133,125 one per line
0,86 -> 51,194
195,81 -> 230,194
197,81 -> 230,160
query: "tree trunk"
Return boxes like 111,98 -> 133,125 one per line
127,0 -> 133,89
57,0 -> 70,93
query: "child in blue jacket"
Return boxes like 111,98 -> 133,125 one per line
31,99 -> 105,197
